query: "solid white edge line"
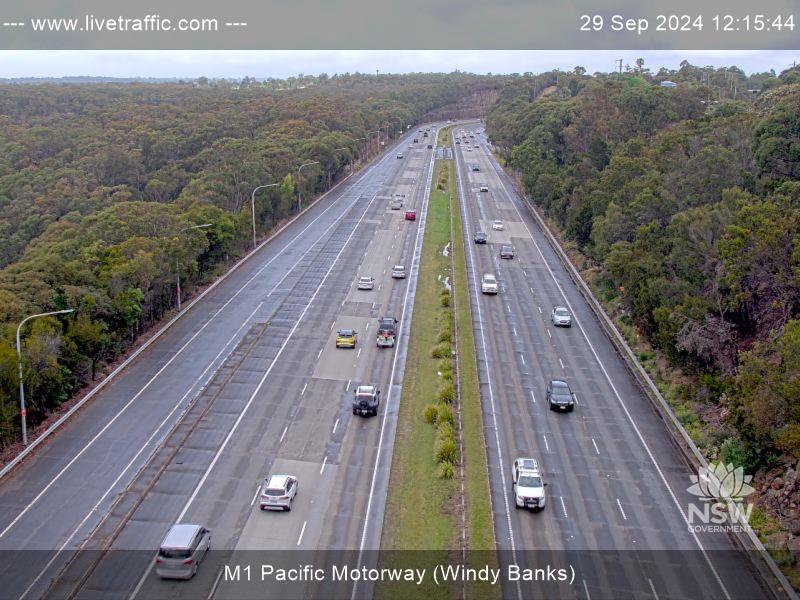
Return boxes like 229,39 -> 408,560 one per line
131,192 -> 382,600
453,125 -> 522,600
496,150 -> 732,600
17,302 -> 264,599
351,128 -> 437,600
0,156 -> 376,482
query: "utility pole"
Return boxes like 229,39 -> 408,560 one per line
616,59 -> 623,78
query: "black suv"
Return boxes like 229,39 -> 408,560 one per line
474,231 -> 487,244
353,385 -> 380,416
547,380 -> 575,412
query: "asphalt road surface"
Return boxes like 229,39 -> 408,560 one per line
452,126 -> 773,600
0,126 -> 437,600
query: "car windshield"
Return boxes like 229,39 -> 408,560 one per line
552,383 -> 570,397
394,266 -> 404,271
360,277 -> 371,282
518,475 -> 542,488
339,330 -> 354,336
494,221 -> 502,225
484,276 -> 496,283
502,246 -> 512,252
555,308 -> 569,316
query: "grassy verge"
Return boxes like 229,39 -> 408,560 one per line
379,127 -> 497,599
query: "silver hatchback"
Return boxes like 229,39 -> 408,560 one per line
155,523 -> 211,580
551,306 -> 572,327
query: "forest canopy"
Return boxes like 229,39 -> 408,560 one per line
0,73 -> 496,446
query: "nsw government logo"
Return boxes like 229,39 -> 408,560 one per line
687,462 -> 755,533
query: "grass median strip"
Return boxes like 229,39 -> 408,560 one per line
379,127 -> 498,600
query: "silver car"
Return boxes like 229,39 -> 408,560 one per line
155,523 -> 211,580
357,276 -> 375,290
551,306 -> 572,327
260,474 -> 298,511
392,265 -> 406,279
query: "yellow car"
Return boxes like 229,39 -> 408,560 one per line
335,329 -> 357,349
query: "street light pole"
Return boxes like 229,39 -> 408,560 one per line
16,308 -> 75,445
250,183 -> 279,249
176,223 -> 213,312
367,130 -> 380,157
296,161 -> 320,212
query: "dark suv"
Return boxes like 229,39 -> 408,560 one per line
547,380 -> 575,412
474,231 -> 487,244
353,385 -> 380,416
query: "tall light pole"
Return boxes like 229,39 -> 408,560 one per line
250,183 -> 279,249
16,308 -> 74,446
351,137 -> 366,162
367,130 -> 380,157
176,223 -> 212,312
296,161 -> 320,212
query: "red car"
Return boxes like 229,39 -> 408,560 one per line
405,210 -> 416,221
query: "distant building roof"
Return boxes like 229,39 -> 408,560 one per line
660,80 -> 678,87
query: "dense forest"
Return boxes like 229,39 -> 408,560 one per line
0,72 -> 497,448
487,61 -> 800,555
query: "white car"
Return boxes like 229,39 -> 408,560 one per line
391,265 -> 406,279
551,306 -> 572,327
358,276 -> 375,290
259,474 -> 298,511
492,220 -> 504,231
479,184 -> 489,192
481,273 -> 498,294
512,457 -> 547,511
396,153 -> 404,159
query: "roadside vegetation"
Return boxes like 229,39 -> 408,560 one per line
0,74 -> 501,451
486,61 -> 800,582
379,126 -> 497,599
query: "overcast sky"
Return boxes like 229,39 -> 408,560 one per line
1,50 -> 797,79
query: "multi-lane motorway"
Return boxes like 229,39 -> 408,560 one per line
453,126 -> 772,599
0,120 -> 781,600
0,127 -> 435,599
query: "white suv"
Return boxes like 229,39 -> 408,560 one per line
260,474 -> 298,511
512,457 -> 547,511
481,273 -> 498,294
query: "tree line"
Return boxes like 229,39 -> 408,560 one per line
486,62 -> 800,476
0,73 -> 497,448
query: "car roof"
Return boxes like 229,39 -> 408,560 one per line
483,273 -> 495,279
515,457 -> 540,472
393,264 -> 405,269
266,474 -> 290,488
550,379 -> 570,388
161,523 -> 202,548
359,276 -> 373,280
356,385 -> 375,393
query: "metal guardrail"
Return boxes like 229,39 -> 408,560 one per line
503,170 -> 797,600
0,131 -> 414,481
